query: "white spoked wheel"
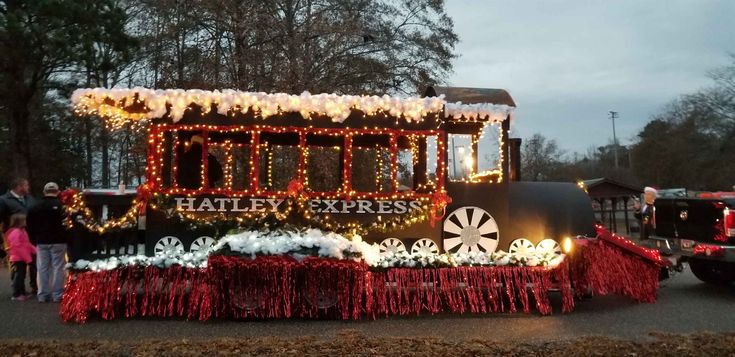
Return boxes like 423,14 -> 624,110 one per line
190,236 -> 216,253
154,236 -> 185,256
536,238 -> 562,255
443,206 -> 499,253
509,238 -> 536,256
379,238 -> 407,254
411,238 -> 440,255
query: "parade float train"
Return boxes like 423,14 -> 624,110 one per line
70,86 -> 596,258
60,86 -> 669,323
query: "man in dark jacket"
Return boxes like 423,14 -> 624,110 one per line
0,178 -> 33,231
27,182 -> 68,302
0,178 -> 36,293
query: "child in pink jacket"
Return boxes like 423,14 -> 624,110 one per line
6,214 -> 36,301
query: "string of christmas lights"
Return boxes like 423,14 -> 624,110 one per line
148,124 -> 447,199
60,191 -> 143,234
71,88 -> 449,128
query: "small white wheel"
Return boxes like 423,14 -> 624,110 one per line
509,238 -> 535,256
190,236 -> 216,253
411,238 -> 439,255
536,238 -> 562,255
379,238 -> 407,254
443,206 -> 499,253
154,236 -> 184,256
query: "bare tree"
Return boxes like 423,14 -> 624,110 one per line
135,0 -> 458,94
521,134 -> 564,181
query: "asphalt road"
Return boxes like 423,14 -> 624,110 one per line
0,264 -> 733,342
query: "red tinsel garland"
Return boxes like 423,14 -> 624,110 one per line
595,225 -> 662,264
60,266 -> 209,324
569,231 -> 661,303
60,256 -> 573,323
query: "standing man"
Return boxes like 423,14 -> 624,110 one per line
0,178 -> 32,229
27,182 -> 68,302
0,178 -> 36,293
634,186 -> 658,240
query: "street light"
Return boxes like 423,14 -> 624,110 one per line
609,111 -> 619,169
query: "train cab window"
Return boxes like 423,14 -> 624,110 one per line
258,132 -> 299,192
477,124 -> 502,178
447,134 -> 473,181
305,133 -> 342,192
351,134 -> 391,193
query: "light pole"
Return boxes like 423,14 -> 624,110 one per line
609,111 -> 619,169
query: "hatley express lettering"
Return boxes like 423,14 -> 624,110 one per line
174,197 -> 423,214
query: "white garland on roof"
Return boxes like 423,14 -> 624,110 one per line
444,102 -> 515,123
67,228 -> 563,272
71,87 -> 446,124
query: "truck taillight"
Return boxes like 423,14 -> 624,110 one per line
725,208 -> 735,237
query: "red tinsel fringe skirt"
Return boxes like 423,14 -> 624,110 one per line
60,256 -> 574,323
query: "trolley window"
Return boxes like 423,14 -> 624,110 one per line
351,134 -> 391,194
169,130 -> 225,190
305,133 -> 343,193
230,141 -> 252,191
258,132 -> 299,192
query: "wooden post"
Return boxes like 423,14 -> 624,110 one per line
611,197 -> 618,233
623,197 -> 630,234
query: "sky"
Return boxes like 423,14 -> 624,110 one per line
444,0 -> 735,155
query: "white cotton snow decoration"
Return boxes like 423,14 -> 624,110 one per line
71,88 -> 448,124
74,259 -> 90,270
444,102 -> 515,123
215,228 -> 380,266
